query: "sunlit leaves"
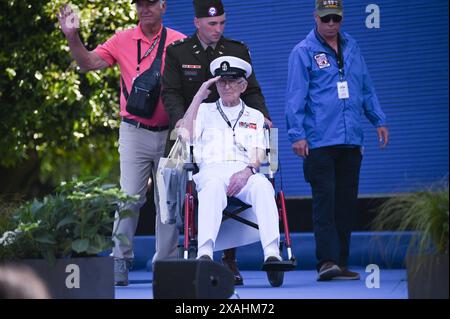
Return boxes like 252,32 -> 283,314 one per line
0,0 -> 135,186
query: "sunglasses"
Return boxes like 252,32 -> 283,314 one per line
320,14 -> 342,23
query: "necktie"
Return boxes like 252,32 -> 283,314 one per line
205,46 -> 214,62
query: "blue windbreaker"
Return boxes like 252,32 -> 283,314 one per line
285,29 -> 386,148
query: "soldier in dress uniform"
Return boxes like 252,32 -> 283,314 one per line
161,0 -> 271,286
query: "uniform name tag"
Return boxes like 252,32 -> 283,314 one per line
183,70 -> 198,76
337,81 -> 350,99
182,64 -> 202,69
314,53 -> 330,69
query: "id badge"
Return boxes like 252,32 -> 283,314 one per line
337,81 -> 350,99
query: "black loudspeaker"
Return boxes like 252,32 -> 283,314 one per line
153,260 -> 235,299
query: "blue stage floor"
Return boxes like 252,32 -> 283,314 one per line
114,233 -> 411,299
115,268 -> 408,299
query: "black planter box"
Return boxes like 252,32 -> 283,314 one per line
407,253 -> 449,299
21,256 -> 114,299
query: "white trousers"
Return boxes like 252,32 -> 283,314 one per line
112,122 -> 178,261
193,162 -> 280,254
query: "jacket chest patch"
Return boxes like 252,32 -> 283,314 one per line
314,53 -> 331,69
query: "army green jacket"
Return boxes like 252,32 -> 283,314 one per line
162,33 -> 269,154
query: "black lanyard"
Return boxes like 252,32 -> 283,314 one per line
336,37 -> 344,80
315,29 -> 345,80
216,100 -> 245,132
327,38 -> 344,79
216,100 -> 247,152
136,36 -> 159,74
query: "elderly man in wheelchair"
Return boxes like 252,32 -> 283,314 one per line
177,56 -> 294,286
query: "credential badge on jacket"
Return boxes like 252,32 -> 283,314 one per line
314,53 -> 331,69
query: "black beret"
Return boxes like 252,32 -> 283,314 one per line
193,0 -> 225,18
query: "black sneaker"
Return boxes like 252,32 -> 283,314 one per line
317,262 -> 342,281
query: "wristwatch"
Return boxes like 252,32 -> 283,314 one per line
247,165 -> 257,174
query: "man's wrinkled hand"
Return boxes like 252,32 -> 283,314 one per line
177,126 -> 190,143
292,139 -> 309,158
226,169 -> 252,197
194,76 -> 220,102
264,118 -> 273,128
377,126 -> 389,148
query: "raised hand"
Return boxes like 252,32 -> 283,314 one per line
194,76 -> 221,102
56,4 -> 80,37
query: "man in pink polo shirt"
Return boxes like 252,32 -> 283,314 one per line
57,0 -> 185,286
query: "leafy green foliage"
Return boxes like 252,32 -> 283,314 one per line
0,178 -> 138,263
0,1 -> 136,188
372,182 -> 449,255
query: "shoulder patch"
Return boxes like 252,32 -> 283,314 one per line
223,37 -> 251,58
224,37 -> 247,47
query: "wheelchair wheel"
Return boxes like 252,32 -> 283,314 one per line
266,271 -> 284,287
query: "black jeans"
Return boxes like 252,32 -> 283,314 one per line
303,146 -> 362,271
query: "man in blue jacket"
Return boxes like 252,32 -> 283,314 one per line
285,0 -> 389,281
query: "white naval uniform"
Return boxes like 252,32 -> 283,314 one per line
193,98 -> 280,257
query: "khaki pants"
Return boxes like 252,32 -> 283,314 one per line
112,122 -> 179,262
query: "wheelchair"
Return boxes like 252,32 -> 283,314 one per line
180,126 -> 297,287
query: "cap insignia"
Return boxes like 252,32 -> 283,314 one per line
208,7 -> 217,16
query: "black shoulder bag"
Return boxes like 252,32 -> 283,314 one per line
121,27 -> 167,118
